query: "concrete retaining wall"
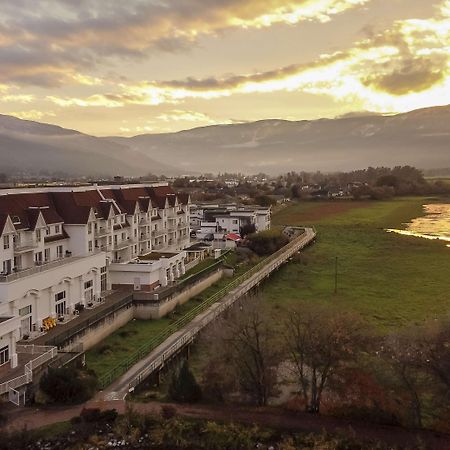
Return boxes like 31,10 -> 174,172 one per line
62,305 -> 134,351
134,268 -> 224,319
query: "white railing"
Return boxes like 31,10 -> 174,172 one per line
0,346 -> 57,396
0,253 -> 101,283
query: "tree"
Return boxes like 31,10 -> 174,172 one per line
245,229 -> 288,256
40,367 -> 97,404
200,298 -> 281,406
222,300 -> 281,406
284,305 -> 369,413
168,360 -> 202,403
239,223 -> 256,238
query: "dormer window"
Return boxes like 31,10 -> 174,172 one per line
3,235 -> 9,250
36,229 -> 41,242
46,227 -> 50,236
11,216 -> 21,225
55,225 -> 61,234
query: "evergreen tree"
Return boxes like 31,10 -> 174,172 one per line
168,360 -> 202,403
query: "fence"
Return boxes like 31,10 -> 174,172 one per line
0,345 -> 57,396
98,228 -> 315,389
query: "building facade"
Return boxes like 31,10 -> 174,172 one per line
0,183 -> 190,368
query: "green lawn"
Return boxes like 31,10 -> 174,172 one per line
263,197 -> 450,332
85,256 -> 260,380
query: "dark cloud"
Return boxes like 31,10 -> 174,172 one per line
363,55 -> 447,95
0,0 -> 367,87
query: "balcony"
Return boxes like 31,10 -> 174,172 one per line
0,253 -> 101,283
13,240 -> 38,254
95,227 -> 110,238
151,229 -> 166,238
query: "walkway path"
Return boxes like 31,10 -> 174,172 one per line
98,227 -> 316,400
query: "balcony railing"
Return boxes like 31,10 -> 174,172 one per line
0,252 -> 101,282
13,240 -> 38,253
95,227 -> 110,237
151,229 -> 166,238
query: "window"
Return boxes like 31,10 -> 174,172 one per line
19,305 -> 32,316
3,235 -> 9,250
87,223 -> 92,234
44,248 -> 50,262
45,227 -> 50,236
101,270 -> 108,291
84,280 -> 93,289
36,229 -> 41,241
88,240 -> 93,252
57,245 -> 63,258
0,346 -> 9,365
55,225 -> 61,234
55,291 -> 66,302
55,291 -> 66,316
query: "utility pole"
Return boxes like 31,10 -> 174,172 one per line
334,256 -> 338,295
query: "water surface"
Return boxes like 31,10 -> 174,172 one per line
387,204 -> 450,247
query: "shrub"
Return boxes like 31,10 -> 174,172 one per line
245,229 -> 288,256
40,367 -> 97,404
168,361 -> 202,403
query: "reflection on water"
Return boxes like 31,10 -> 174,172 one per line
386,204 -> 450,248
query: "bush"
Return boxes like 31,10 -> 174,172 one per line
168,361 -> 202,403
40,367 -> 97,404
245,229 -> 288,256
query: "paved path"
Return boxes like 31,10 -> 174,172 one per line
97,228 -> 316,401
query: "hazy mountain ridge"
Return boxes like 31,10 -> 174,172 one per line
110,105 -> 450,174
0,106 -> 449,176
0,114 -> 179,176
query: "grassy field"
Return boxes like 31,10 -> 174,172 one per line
264,197 -> 450,332
85,255 -> 259,380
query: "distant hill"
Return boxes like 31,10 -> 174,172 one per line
0,114 -> 179,176
108,105 -> 450,175
0,105 -> 449,176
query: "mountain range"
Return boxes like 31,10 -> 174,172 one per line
1,105 -> 449,176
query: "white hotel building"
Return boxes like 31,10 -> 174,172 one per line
0,183 -> 190,369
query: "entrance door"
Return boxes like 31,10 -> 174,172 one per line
21,316 -> 32,337
56,301 -> 66,316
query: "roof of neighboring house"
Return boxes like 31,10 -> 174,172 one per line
226,233 -> 241,241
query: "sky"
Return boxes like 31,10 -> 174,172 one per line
0,0 -> 449,136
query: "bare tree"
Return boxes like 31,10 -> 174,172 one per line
284,304 -> 369,413
383,333 -> 425,428
200,297 -> 281,406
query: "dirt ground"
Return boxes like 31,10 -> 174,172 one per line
2,400 -> 450,449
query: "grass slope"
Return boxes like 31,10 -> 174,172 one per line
86,255 -> 256,380
265,197 -> 450,331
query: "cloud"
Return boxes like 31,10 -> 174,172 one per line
8,110 -> 56,121
156,110 -> 228,124
63,0 -> 446,113
0,0 -> 369,87
1,94 -> 35,103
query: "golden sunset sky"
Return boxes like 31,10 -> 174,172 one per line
0,0 -> 449,135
